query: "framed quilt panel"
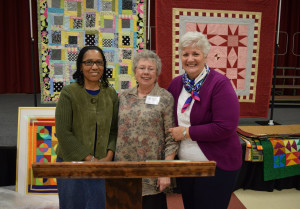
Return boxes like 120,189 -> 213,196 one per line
156,0 -> 279,118
16,107 -> 58,200
37,0 -> 147,103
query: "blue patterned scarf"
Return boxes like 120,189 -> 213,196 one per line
181,67 -> 210,113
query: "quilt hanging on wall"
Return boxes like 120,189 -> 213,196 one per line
38,0 -> 146,103
155,0 -> 278,118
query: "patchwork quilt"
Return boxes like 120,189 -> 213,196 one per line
37,0 -> 146,103
155,0 -> 278,117
27,117 -> 57,194
237,126 -> 300,181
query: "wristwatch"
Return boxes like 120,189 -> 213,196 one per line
182,127 -> 187,139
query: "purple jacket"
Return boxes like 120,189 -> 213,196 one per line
168,69 -> 242,171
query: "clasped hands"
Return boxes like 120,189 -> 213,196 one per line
168,126 -> 187,141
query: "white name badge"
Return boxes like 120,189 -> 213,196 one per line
145,96 -> 160,105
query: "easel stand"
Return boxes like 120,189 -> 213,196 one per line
256,0 -> 282,126
32,161 -> 216,209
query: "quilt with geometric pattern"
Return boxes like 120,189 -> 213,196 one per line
261,137 -> 300,181
155,0 -> 278,117
37,0 -> 146,103
27,117 -> 57,194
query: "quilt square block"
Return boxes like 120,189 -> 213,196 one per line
102,1 -> 113,11
53,81 -> 64,92
50,49 -> 62,60
100,12 -> 115,33
72,18 -> 83,29
106,67 -> 113,78
86,0 -> 96,10
118,48 -> 133,61
50,0 -> 62,8
121,80 -> 129,89
118,15 -> 134,32
68,36 -> 78,45
103,39 -> 113,47
121,0 -> 133,15
48,12 -> 65,30
119,64 -> 128,74
50,31 -> 61,45
122,19 -> 130,28
84,13 -> 98,29
100,33 -> 115,48
54,15 -> 64,25
85,33 -> 99,46
119,32 -> 133,48
67,51 -> 78,62
103,50 -> 115,63
64,1 -> 81,17
66,1 -> 77,11
53,64 -> 64,76
122,48 -> 132,59
118,74 -> 133,91
61,31 -> 84,47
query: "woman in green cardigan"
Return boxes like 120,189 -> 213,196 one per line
55,46 -> 119,209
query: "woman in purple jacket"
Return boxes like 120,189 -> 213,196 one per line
168,31 -> 242,209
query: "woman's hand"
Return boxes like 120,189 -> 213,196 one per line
168,126 -> 188,141
99,150 -> 114,161
157,177 -> 171,192
98,156 -> 112,161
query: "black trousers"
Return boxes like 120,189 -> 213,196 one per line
178,167 -> 240,209
142,192 -> 168,209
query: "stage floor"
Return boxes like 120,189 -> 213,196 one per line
0,187 -> 58,209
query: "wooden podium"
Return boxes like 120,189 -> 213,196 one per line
32,161 -> 216,209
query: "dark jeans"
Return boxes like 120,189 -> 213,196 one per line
178,167 -> 240,209
56,157 -> 106,209
142,192 -> 168,209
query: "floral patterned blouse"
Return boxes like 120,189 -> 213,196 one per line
115,83 -> 178,196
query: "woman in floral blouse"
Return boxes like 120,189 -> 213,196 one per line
115,49 -> 178,209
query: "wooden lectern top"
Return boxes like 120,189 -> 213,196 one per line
32,160 -> 216,179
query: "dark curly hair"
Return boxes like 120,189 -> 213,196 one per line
73,46 -> 109,87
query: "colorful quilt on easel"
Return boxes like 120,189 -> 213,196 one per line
155,0 -> 278,118
27,117 -> 58,194
37,0 -> 146,103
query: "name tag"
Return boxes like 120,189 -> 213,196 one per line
145,96 -> 160,105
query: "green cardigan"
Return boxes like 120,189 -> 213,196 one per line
55,82 -> 119,161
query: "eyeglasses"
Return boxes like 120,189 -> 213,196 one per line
136,66 -> 156,72
82,60 -> 104,67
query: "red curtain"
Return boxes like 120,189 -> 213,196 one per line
0,0 -> 298,95
0,0 -> 40,93
276,0 -> 300,95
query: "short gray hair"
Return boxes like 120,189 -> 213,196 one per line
132,49 -> 162,76
179,32 -> 211,57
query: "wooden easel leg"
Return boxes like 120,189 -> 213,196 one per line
106,178 -> 142,209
